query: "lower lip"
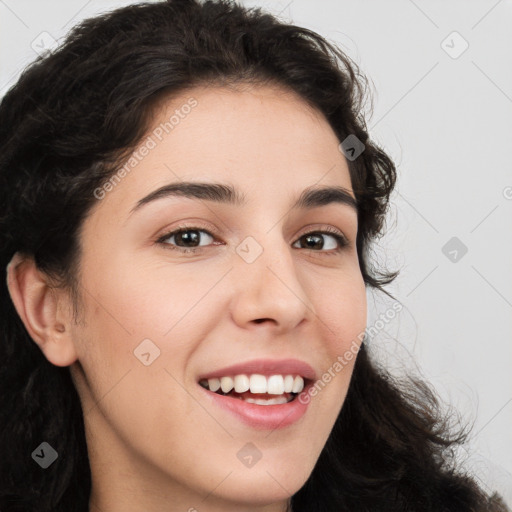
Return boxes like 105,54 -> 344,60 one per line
198,385 -> 311,430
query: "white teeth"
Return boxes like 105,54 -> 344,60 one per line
283,375 -> 294,393
220,376 -> 234,393
201,374 -> 306,395
234,374 -> 250,393
244,396 -> 289,405
292,375 -> 304,393
267,375 -> 285,395
207,378 -> 220,392
249,374 -> 267,394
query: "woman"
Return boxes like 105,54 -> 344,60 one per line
0,0 -> 508,511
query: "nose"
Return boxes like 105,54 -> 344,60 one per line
229,235 -> 314,334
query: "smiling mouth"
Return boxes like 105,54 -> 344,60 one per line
198,374 -> 308,405
201,386 -> 296,404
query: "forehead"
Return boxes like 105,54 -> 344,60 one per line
91,84 -> 353,219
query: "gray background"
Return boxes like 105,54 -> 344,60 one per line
1,0 -> 511,502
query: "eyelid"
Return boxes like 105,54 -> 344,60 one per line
156,221 -> 221,241
296,224 -> 348,242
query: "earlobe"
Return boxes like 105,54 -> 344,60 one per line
6,252 -> 78,367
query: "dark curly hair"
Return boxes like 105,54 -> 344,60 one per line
0,1 -> 508,511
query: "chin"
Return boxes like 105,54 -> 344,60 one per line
216,462 -> 311,505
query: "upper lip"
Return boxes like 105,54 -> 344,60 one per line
197,358 -> 317,382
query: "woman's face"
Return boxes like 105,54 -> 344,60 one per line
69,84 -> 367,510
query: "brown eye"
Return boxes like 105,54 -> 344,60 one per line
158,228 -> 216,253
292,230 -> 348,253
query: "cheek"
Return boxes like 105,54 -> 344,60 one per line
79,252 -> 207,343
71,286 -> 200,448
72,252 -> 219,418
314,266 -> 367,353
303,267 -> 367,411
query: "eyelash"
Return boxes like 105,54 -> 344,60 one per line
156,224 -> 349,255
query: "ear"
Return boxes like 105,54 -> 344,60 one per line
6,252 -> 78,367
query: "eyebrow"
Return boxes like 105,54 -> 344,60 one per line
129,181 -> 358,215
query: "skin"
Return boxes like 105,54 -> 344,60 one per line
7,84 -> 367,512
